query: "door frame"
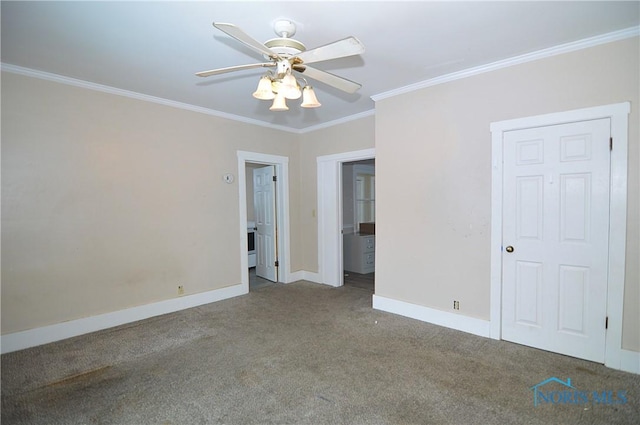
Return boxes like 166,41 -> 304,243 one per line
317,148 -> 376,287
489,102 -> 630,369
237,151 -> 291,290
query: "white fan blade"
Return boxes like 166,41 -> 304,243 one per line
294,65 -> 361,94
213,22 -> 280,60
196,63 -> 275,77
294,36 -> 364,65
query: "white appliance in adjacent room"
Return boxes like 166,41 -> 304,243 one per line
247,220 -> 256,268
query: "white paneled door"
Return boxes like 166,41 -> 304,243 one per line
502,118 -> 611,363
254,165 -> 278,282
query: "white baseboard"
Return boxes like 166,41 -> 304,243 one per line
372,295 -> 639,375
1,284 -> 247,354
372,295 -> 491,338
620,349 -> 640,374
287,270 -> 322,284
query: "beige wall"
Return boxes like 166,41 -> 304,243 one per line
374,37 -> 639,351
0,71 -> 371,335
1,72 -> 300,334
297,116 -> 376,272
3,37 -> 637,356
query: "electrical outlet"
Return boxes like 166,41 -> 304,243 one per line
453,300 -> 460,310
178,285 -> 185,295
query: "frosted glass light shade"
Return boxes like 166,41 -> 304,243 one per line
270,92 -> 288,111
252,76 -> 275,100
280,73 -> 302,100
301,86 -> 321,108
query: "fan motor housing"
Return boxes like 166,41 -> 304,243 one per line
264,38 -> 306,59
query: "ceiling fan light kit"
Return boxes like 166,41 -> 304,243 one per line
196,19 -> 364,112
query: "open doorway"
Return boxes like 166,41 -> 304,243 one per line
317,148 -> 375,287
237,151 -> 291,293
342,159 -> 375,292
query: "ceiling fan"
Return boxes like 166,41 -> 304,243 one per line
196,20 -> 365,110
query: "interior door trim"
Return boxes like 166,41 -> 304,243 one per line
237,151 -> 290,289
489,102 -> 630,370
317,148 -> 376,287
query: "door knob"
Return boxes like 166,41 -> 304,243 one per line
505,246 -> 514,253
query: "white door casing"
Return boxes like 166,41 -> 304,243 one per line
237,151 -> 290,290
317,148 -> 376,287
254,165 -> 278,282
501,119 -> 610,363
490,102 -> 630,370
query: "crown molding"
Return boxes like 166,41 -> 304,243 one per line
0,63 -> 305,134
298,109 -> 375,134
1,62 -> 373,134
371,26 -> 640,102
4,26 -> 637,132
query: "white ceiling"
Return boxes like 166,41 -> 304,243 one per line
2,1 -> 638,132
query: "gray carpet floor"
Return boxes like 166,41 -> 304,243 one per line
2,281 -> 638,424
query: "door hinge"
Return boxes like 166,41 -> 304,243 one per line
274,260 -> 279,267
605,316 -> 609,329
610,137 -> 613,151
272,175 -> 277,182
